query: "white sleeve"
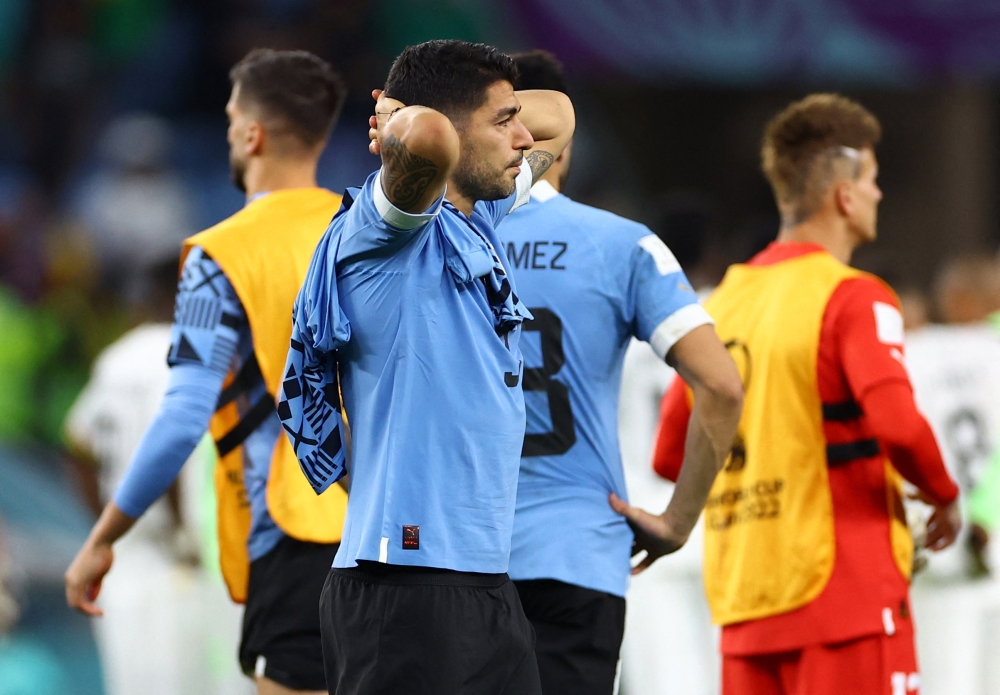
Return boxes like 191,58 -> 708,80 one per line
373,168 -> 445,231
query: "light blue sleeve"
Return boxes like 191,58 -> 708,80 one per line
113,364 -> 225,517
113,247 -> 246,517
277,221 -> 351,494
625,230 -> 713,360
334,171 -> 447,266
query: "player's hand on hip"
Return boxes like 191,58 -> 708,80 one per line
609,493 -> 687,574
924,498 -> 962,551
65,541 -> 114,617
369,89 -> 407,156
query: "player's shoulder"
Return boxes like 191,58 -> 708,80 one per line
543,196 -> 657,252
825,273 -> 905,344
557,195 -> 647,233
192,187 -> 342,243
833,272 -> 899,309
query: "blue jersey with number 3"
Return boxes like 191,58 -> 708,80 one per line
498,182 -> 711,597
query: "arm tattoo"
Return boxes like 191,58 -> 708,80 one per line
381,134 -> 440,210
526,150 -> 556,182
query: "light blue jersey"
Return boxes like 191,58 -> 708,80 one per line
280,164 -> 534,574
499,181 -> 712,597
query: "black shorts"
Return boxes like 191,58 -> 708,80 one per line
239,535 -> 340,690
320,562 -> 542,695
514,579 -> 627,695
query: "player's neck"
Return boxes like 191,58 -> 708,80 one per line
445,184 -> 475,217
777,216 -> 856,265
539,164 -> 562,193
242,156 -> 320,201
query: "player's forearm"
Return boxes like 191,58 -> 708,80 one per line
862,380 -> 959,506
661,379 -> 742,538
86,501 -> 137,548
516,90 -> 575,144
380,106 -> 458,212
516,90 -> 575,182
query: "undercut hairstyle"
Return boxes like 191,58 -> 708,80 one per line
384,40 -> 518,121
229,48 -> 346,148
511,50 -> 569,94
761,94 -> 881,225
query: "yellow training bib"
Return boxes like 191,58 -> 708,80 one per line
182,188 -> 348,603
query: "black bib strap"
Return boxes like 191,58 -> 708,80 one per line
826,438 -> 881,466
216,355 -> 264,410
216,395 -> 276,457
822,400 -> 864,422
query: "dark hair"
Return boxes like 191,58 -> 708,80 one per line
511,50 -> 568,94
229,48 -> 346,147
384,40 -> 518,119
761,93 -> 881,217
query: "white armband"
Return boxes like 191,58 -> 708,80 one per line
649,304 -> 715,360
373,168 -> 444,231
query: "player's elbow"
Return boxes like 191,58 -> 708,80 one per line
701,369 -> 744,420
384,107 -> 460,174
550,91 -> 576,139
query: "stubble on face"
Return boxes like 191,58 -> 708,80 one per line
226,85 -> 249,193
450,141 -> 520,202
448,81 -> 526,203
229,150 -> 247,193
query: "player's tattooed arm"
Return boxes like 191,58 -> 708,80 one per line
380,135 -> 440,211
526,150 -> 556,182
369,89 -> 458,213
516,90 -> 575,182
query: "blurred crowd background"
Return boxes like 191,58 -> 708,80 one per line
3,1 -> 1000,693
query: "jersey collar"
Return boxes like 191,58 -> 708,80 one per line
530,180 -> 560,204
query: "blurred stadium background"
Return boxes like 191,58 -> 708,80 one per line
2,1 -> 1000,694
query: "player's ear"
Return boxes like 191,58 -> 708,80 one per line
833,180 -> 853,218
245,120 -> 265,156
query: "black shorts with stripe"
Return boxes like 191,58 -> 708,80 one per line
239,535 -> 339,690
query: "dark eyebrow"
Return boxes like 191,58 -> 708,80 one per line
495,105 -> 520,121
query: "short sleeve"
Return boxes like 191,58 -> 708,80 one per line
478,160 -> 533,227
628,233 -> 713,359
372,168 -> 445,231
831,277 -> 911,399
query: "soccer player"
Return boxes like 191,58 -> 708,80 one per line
64,258 -> 246,695
649,94 -> 962,695
495,51 -> 743,695
276,40 -> 574,695
65,49 -> 347,695
905,255 -> 1000,695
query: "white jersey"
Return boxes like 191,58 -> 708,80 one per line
65,324 -> 175,546
65,323 -> 250,695
618,339 -> 704,575
905,323 -> 1000,579
618,339 -> 718,695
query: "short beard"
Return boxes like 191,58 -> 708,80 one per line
451,154 -> 518,203
230,153 -> 247,193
